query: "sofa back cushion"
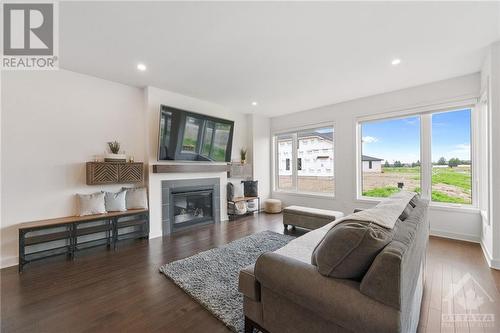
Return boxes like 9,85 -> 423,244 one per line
311,220 -> 394,280
360,197 -> 429,311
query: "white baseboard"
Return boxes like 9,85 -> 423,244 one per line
1,256 -> 18,269
429,229 -> 480,243
148,232 -> 162,240
480,240 -> 500,270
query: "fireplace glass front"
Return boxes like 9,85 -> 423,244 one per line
171,189 -> 213,230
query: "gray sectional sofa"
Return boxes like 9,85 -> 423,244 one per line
239,194 -> 429,333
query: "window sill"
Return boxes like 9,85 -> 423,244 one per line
272,190 -> 335,200
356,196 -> 480,214
429,203 -> 479,214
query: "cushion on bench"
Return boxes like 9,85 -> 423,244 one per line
283,206 -> 344,219
283,206 -> 344,230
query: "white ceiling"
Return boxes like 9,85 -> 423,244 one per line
59,1 -> 500,116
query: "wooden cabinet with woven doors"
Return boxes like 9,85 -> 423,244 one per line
86,162 -> 143,185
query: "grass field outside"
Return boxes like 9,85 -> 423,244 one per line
277,166 -> 471,204
363,166 -> 472,204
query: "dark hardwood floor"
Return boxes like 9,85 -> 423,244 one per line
1,213 -> 499,333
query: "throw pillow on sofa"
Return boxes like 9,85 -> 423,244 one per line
311,220 -> 393,280
104,190 -> 127,212
77,192 -> 106,216
122,187 -> 148,209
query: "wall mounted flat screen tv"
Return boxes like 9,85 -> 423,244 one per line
158,105 -> 234,162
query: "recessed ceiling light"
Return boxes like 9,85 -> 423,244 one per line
251,101 -> 258,106
391,58 -> 402,66
137,63 -> 147,71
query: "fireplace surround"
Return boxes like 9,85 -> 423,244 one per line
161,178 -> 221,235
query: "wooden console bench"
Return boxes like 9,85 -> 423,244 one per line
18,209 -> 149,272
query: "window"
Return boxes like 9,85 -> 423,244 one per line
431,109 -> 472,204
361,115 -> 421,198
477,93 -> 491,220
274,126 -> 334,194
358,108 -> 474,206
276,133 -> 293,190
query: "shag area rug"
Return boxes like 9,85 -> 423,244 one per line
159,231 -> 294,333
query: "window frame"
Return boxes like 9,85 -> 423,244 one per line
272,122 -> 336,197
476,89 -> 492,224
356,102 -> 478,208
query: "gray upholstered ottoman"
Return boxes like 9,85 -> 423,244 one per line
283,205 -> 344,231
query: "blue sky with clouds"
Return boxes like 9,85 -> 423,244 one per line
362,109 -> 471,163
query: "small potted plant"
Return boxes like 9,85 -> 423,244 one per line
240,148 -> 247,165
104,141 -> 127,162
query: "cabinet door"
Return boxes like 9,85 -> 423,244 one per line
86,162 -> 119,185
118,163 -> 143,183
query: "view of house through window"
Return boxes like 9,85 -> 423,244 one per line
360,108 -> 473,205
297,128 -> 334,193
276,133 -> 294,190
431,109 -> 472,204
275,127 -> 334,194
361,116 -> 421,197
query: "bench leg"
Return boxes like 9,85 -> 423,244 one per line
19,230 -> 25,273
284,224 -> 288,231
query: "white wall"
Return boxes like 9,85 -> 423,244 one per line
144,86 -> 249,239
491,42 -> 500,267
480,41 -> 500,269
247,114 -> 271,200
271,73 -> 482,242
1,70 -> 146,268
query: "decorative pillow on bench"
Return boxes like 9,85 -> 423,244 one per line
104,190 -> 127,212
77,192 -> 106,216
122,187 -> 148,209
311,220 -> 394,280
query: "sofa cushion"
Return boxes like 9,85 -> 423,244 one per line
255,252 -> 400,333
360,197 -> 429,310
274,221 -> 337,263
311,220 -> 393,279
